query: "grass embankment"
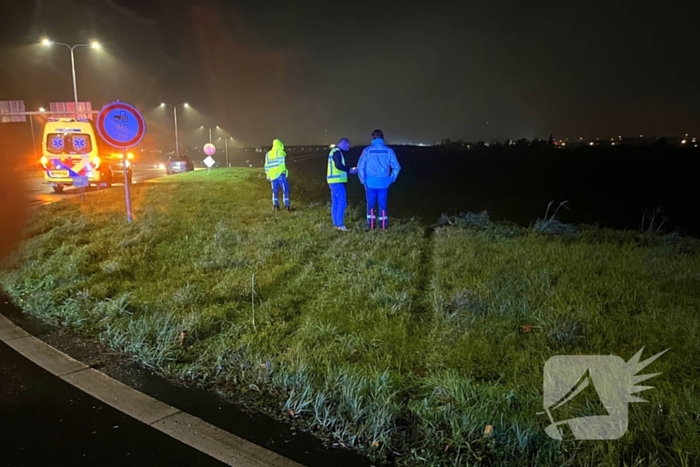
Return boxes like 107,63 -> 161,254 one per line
2,169 -> 699,466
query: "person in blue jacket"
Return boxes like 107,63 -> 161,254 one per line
326,138 -> 357,231
357,129 -> 401,230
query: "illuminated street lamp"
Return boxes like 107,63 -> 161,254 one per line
41,38 -> 101,118
161,103 -> 188,156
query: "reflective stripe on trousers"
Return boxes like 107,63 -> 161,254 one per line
271,173 -> 290,207
365,187 -> 388,229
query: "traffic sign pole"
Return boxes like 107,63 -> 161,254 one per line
96,100 -> 145,224
71,175 -> 89,202
122,149 -> 132,222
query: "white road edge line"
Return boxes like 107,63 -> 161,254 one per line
0,313 -> 303,467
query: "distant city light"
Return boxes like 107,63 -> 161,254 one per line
682,140 -> 687,144
589,142 -> 595,146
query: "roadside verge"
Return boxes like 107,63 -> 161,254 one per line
0,312 -> 302,467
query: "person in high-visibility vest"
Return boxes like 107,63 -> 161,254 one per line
357,129 -> 401,230
326,138 -> 357,231
264,138 -> 290,211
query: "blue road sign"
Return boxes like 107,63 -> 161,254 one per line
96,101 -> 146,149
72,176 -> 89,188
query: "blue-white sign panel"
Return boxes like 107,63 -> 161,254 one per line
72,176 -> 89,188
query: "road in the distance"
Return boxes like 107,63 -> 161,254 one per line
23,166 -> 167,207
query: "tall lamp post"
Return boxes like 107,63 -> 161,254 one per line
218,136 -> 234,167
201,125 -> 221,144
41,39 -> 101,118
161,103 -> 189,156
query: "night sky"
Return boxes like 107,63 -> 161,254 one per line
0,0 -> 699,147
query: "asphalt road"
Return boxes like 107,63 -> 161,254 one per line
0,338 -> 229,467
22,167 -> 166,207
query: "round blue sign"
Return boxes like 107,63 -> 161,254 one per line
96,101 -> 146,149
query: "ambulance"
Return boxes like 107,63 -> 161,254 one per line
40,118 -> 133,193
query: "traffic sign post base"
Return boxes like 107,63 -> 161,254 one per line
72,175 -> 89,203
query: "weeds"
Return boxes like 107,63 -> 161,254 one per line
534,200 -> 577,235
2,168 -> 699,466
640,207 -> 668,234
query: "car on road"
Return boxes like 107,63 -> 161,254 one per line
166,155 -> 194,174
100,153 -> 134,187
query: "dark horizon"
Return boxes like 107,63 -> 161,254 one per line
1,0 -> 699,148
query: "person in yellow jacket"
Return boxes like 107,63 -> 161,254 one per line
264,138 -> 290,211
326,138 -> 357,230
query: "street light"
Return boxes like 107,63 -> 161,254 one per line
201,125 -> 222,143
41,38 -> 101,118
217,136 -> 234,167
161,103 -> 188,156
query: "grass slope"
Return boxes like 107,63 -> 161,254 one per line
2,168 -> 699,466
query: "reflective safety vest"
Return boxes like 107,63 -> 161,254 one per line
326,148 -> 348,184
265,148 -> 287,181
